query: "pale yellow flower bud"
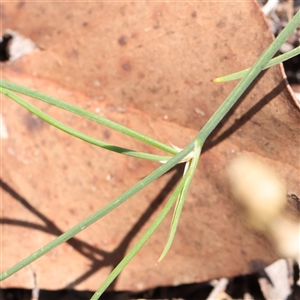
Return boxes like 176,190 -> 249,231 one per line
228,156 -> 286,231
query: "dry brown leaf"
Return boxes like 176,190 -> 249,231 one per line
1,1 -> 299,292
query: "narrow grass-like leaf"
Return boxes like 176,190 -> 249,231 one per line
1,87 -> 171,162
214,46 -> 300,82
0,79 -> 177,155
158,142 -> 201,262
90,164 -> 191,300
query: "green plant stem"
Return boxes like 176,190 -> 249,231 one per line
90,142 -> 201,299
1,88 -> 171,162
214,46 -> 300,82
0,79 -> 177,155
196,10 -> 300,144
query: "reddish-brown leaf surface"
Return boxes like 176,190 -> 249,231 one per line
1,1 -> 299,292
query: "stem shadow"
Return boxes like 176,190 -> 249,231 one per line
203,78 -> 288,153
0,164 -> 184,288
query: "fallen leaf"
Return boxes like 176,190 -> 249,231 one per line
1,1 -> 299,292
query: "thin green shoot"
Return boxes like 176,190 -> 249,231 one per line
90,142 -> 201,299
1,87 -> 172,162
0,79 -> 177,155
195,10 -> 300,144
214,46 -> 300,82
158,142 -> 201,262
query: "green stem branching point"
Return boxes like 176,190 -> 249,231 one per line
90,153 -> 196,300
214,46 -> 300,82
158,142 -> 201,262
196,10 -> 300,144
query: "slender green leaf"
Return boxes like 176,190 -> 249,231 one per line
90,164 -> 191,300
214,46 -> 300,82
1,88 -> 171,162
158,142 -> 201,262
0,79 -> 177,155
